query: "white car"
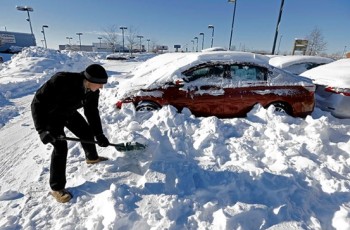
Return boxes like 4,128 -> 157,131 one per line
300,59 -> 350,119
269,55 -> 334,75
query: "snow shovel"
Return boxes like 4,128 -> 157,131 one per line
57,136 -> 146,152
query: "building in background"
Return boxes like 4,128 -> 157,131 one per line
58,44 -> 93,52
58,43 -> 131,53
0,31 -> 36,53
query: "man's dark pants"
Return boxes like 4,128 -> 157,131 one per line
49,111 -> 98,191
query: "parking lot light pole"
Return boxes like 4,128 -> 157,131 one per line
98,37 -> 102,49
194,37 -> 198,52
137,35 -> 143,53
120,26 -> 127,52
76,32 -> 83,51
16,6 -> 34,35
208,25 -> 214,48
272,0 -> 285,55
41,25 -> 48,49
66,37 -> 72,45
228,0 -> 237,50
199,33 -> 204,51
146,39 -> 150,52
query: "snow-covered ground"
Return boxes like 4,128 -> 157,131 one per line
0,47 -> 350,230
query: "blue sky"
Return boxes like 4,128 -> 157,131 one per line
1,0 -> 349,54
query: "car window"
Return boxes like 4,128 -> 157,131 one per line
229,64 -> 267,81
183,64 -> 225,81
305,62 -> 324,70
191,67 -> 210,78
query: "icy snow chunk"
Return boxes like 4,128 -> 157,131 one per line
0,190 -> 24,201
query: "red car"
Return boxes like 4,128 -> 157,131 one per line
116,51 -> 315,118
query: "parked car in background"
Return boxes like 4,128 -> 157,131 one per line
300,58 -> 350,119
116,51 -> 315,118
269,55 -> 334,75
106,53 -> 134,60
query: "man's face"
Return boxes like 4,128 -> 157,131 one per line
86,81 -> 104,92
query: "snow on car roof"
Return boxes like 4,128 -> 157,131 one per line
117,51 -> 313,99
132,51 -> 271,77
120,51 -> 270,88
269,55 -> 333,69
201,47 -> 227,52
300,58 -> 350,88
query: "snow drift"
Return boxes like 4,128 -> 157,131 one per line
0,47 -> 350,230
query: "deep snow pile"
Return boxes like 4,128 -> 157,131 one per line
0,47 -> 350,230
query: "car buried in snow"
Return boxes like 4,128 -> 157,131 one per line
115,51 -> 316,118
300,58 -> 350,119
268,55 -> 334,75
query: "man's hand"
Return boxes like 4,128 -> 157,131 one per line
95,134 -> 110,147
39,131 -> 56,144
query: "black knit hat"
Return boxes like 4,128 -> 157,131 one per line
84,64 -> 108,84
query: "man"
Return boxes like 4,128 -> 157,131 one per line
31,64 -> 110,203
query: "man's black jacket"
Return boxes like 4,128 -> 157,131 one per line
31,72 -> 103,135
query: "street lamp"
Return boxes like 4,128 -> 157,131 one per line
98,37 -> 102,49
272,0 -> 285,55
137,35 -> 143,53
120,26 -> 127,52
228,0 -> 237,50
41,25 -> 48,49
66,37 -> 72,45
146,39 -> 150,53
16,6 -> 34,35
76,32 -> 83,51
208,25 -> 215,48
199,32 -> 204,51
194,37 -> 198,52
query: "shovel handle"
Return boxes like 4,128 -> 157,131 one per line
57,136 -> 125,148
57,136 -> 146,151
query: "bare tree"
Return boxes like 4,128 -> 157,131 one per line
306,27 -> 327,56
150,39 -> 158,53
102,25 -> 119,53
126,27 -> 139,56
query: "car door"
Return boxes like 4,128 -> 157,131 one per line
181,64 -> 226,117
223,63 -> 269,117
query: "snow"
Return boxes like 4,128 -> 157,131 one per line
268,55 -> 334,69
1,47 -> 350,229
201,47 -> 228,52
116,51 -> 311,100
269,55 -> 334,75
300,58 -> 350,88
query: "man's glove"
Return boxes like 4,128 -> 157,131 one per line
39,131 -> 56,144
95,134 -> 110,147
